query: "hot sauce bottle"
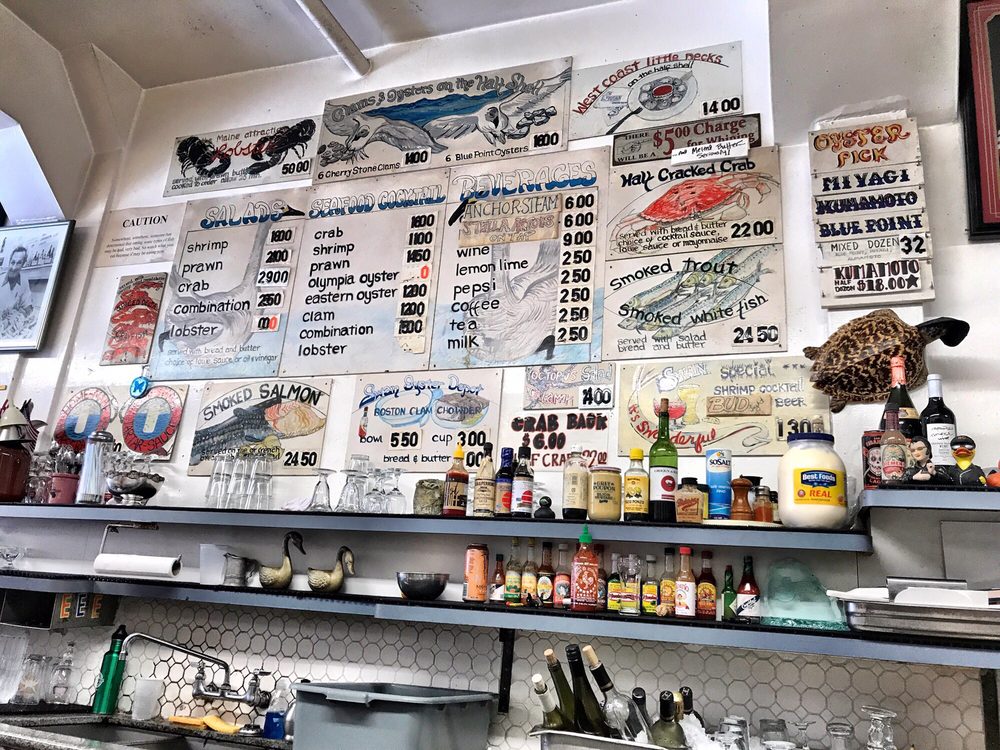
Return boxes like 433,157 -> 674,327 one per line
674,547 -> 696,618
695,551 -> 717,620
442,442 -> 469,517
553,543 -> 571,609
735,555 -> 761,623
570,526 -> 599,612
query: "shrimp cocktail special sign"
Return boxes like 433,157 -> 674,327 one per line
189,378 -> 332,476
164,116 -> 321,197
313,58 -> 572,184
430,148 -> 610,371
346,369 -> 503,473
602,146 -> 786,361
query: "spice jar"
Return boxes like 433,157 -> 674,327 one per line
778,432 -> 847,528
730,476 -> 753,521
674,477 -> 703,524
588,466 -> 622,521
753,483 -> 774,523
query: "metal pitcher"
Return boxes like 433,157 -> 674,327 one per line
223,554 -> 258,586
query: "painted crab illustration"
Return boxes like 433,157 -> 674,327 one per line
176,136 -> 232,178
247,119 -> 316,175
613,173 -> 778,241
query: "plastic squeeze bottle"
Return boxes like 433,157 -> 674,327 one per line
571,525 -> 600,612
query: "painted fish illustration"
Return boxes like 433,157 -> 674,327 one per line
190,397 -> 326,466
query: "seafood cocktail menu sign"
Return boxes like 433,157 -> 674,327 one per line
149,189 -> 306,380
617,357 -> 830,457
346,369 -> 503,473
430,148 -> 609,370
313,58 -> 572,184
189,378 -> 331,476
164,116 -> 320,197
602,146 -> 786,360
279,171 -> 449,375
569,43 -> 743,140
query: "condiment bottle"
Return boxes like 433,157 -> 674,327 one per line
721,564 -> 737,622
537,542 -> 555,607
494,448 -> 514,516
595,544 -> 608,610
606,552 -> 622,612
562,445 -> 590,520
657,548 -> 676,617
570,525 -> 599,612
674,547 -> 696,618
619,554 -> 641,616
489,554 -> 505,605
735,555 -> 761,623
512,446 -> 535,518
753,482 -> 774,522
472,442 -> 495,518
641,554 -> 659,614
589,466 -> 622,521
778,432 -> 848,528
729,476 -> 753,521
623,448 -> 650,522
880,407 -> 909,484
674,477 -> 703,524
649,398 -> 678,522
553,543 -> 571,609
504,538 -> 522,608
442,442 -> 469,517
521,538 -> 538,606
695,551 -> 717,620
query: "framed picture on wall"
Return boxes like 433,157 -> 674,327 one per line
0,220 -> 74,351
962,0 -> 1000,239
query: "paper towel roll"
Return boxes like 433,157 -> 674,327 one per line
94,553 -> 182,578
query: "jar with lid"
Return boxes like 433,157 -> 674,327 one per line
778,432 -> 848,528
589,466 -> 622,521
674,478 -> 703,524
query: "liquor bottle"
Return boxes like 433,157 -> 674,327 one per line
921,373 -> 957,466
521,538 -> 539,606
358,406 -> 369,439
674,547 -> 696,618
679,686 -> 704,727
623,448 -> 650,522
562,444 -> 590,520
695,551 -> 717,620
632,687 -> 653,729
735,555 -> 761,623
553,543 -> 571,609
641,554 -> 659,615
494,448 -> 515,516
472,442 -> 496,517
565,645 -> 610,737
571,526 -> 600,612
607,552 -> 622,613
537,542 -> 555,608
544,648 -> 576,729
595,544 -> 608,610
658,548 -> 676,617
512,446 -> 535,518
721,564 -> 737,622
489,554 -> 505,605
582,644 -> 651,741
442,442 -> 469,517
649,691 -> 687,749
504,538 -> 523,608
531,674 -> 571,731
91,625 -> 127,714
880,407 -> 909,484
879,355 -> 923,439
649,397 -> 679,523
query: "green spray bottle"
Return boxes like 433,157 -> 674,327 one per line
92,625 -> 127,714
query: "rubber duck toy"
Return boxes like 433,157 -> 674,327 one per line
307,546 -> 355,594
943,436 -> 987,487
258,531 -> 306,590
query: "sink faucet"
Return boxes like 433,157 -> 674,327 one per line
120,632 -> 271,710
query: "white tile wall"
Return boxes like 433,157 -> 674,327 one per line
22,599 -> 985,750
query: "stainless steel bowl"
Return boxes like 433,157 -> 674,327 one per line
396,572 -> 449,601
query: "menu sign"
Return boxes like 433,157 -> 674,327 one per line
523,363 -> 615,410
617,357 -> 830,456
149,190 -> 307,380
100,273 -> 167,365
314,58 -> 572,184
431,147 -> 609,369
499,409 -> 611,471
346,369 -> 503,473
612,113 -> 762,165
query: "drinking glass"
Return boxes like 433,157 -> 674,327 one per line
224,457 -> 252,509
205,453 -> 235,509
0,631 -> 27,703
618,554 -> 641,616
306,468 -> 335,512
385,469 -> 405,514
791,719 -> 814,749
826,721 -> 854,750
862,706 -> 896,750
245,456 -> 273,511
348,454 -> 370,473
11,654 -> 44,704
0,546 -> 25,568
760,718 -> 789,742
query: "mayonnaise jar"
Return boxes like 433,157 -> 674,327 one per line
778,433 -> 848,528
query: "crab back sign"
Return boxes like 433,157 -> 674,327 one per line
313,58 -> 572,184
570,43 -> 743,139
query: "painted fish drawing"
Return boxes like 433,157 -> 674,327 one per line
190,396 -> 326,466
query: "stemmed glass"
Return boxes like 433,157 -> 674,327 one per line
862,706 -> 897,750
336,470 -> 365,512
306,468 -> 335,512
791,720 -> 814,749
0,546 -> 25,568
363,469 -> 387,513
385,469 -> 405,514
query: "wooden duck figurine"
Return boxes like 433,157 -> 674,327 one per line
307,546 -> 355,593
258,531 -> 306,590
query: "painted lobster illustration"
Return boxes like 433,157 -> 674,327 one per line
176,136 -> 232,178
247,119 -> 316,175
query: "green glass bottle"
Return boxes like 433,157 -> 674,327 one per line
649,691 -> 687,749
649,398 -> 678,523
565,644 -> 610,737
721,564 -> 737,622
530,674 -> 572,731
92,625 -> 127,714
544,647 -> 576,729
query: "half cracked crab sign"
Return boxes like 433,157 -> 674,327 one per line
602,146 -> 786,361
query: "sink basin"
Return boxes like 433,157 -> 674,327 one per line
28,722 -> 255,750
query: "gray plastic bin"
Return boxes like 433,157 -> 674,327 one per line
291,682 -> 494,750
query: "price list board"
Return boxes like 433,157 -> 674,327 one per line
430,147 -> 610,370
150,189 -> 308,380
346,369 -> 503,473
279,171 -> 449,375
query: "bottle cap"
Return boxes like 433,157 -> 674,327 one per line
629,447 -> 645,460
565,644 -> 582,663
579,525 -> 593,545
702,550 -> 713,559
495,553 -> 503,561
679,546 -> 692,555
571,443 -> 583,453
557,542 -> 567,550
531,674 -> 546,693
663,547 -> 675,555
544,648 -> 557,665
645,554 -> 656,562
682,476 -> 698,484
542,541 -> 552,549
518,446 -> 531,458
483,442 -> 493,455
787,432 -> 834,443
453,442 -> 465,459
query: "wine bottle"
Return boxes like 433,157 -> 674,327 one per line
649,691 -> 687,749
631,687 -> 653,729
565,645 -> 610,736
879,355 -> 923,439
544,648 -> 576,729
721,564 -> 737,622
493,448 -> 514,516
921,373 -> 957,466
679,686 -> 704,727
531,674 -> 571,731
649,397 -> 678,522
582,644 -> 651,741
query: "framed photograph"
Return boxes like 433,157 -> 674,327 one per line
0,220 -> 74,350
962,0 -> 1000,239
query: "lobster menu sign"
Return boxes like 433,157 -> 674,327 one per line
164,116 -> 320,197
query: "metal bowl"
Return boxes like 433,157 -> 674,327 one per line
396,572 -> 449,601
